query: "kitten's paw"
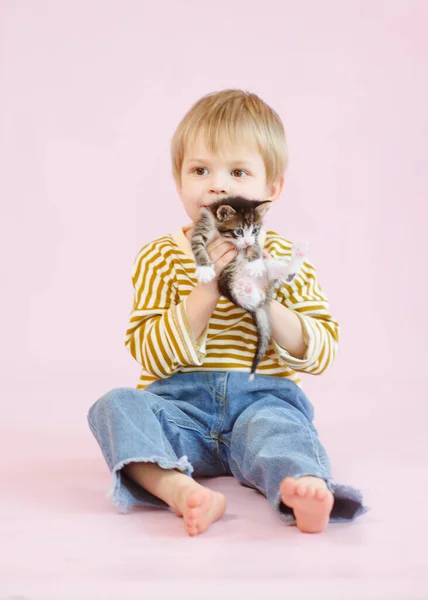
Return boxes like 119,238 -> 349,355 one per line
245,258 -> 266,278
234,278 -> 263,310
196,265 -> 216,283
293,241 -> 309,258
235,278 -> 253,297
265,259 -> 290,280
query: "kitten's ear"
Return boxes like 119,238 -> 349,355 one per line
255,201 -> 272,218
216,205 -> 236,221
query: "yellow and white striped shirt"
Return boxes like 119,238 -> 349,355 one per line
125,225 -> 339,390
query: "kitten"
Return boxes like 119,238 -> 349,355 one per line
191,196 -> 307,381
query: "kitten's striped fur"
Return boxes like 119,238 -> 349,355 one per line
191,196 -> 275,380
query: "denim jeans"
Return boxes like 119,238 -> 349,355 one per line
87,372 -> 368,525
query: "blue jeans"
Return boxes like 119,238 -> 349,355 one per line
87,372 -> 368,525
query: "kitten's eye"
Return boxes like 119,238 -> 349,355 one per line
252,227 -> 259,235
232,169 -> 247,178
194,167 -> 208,176
235,228 -> 244,236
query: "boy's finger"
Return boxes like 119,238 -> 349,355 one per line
221,248 -> 236,265
209,242 -> 234,260
208,237 -> 227,252
211,248 -> 236,265
217,248 -> 237,267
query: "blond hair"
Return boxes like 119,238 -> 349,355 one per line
171,89 -> 288,186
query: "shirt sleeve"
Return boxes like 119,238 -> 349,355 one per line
271,257 -> 340,375
124,244 -> 209,378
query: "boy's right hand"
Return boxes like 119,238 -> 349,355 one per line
187,236 -> 237,336
207,236 -> 237,279
194,236 -> 237,291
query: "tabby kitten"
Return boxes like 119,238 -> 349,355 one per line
191,196 -> 307,381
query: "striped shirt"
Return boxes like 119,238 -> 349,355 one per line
125,225 -> 339,390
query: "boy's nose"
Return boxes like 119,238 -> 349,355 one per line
209,185 -> 228,195
209,174 -> 229,196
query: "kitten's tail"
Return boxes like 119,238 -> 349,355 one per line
249,305 -> 271,382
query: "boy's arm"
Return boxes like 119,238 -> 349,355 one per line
268,258 -> 339,375
268,301 -> 307,360
125,249 -> 217,379
185,282 -> 220,340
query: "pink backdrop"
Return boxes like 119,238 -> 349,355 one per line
1,1 -> 427,597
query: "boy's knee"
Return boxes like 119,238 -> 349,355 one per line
87,387 -> 134,423
89,387 -> 157,425
234,397 -> 309,433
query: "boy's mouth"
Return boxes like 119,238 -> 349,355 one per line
202,196 -> 229,207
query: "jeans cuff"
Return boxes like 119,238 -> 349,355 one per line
108,455 -> 194,513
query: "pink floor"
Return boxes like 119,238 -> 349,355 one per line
1,376 -> 427,599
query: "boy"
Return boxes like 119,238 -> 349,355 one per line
87,90 -> 367,536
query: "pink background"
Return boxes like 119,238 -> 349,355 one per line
1,0 -> 427,597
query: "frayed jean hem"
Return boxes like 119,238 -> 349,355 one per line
108,455 -> 194,514
273,475 -> 370,526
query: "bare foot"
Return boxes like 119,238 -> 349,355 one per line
280,476 -> 334,533
172,483 -> 227,537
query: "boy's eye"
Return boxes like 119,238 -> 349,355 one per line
193,168 -> 247,177
235,228 -> 244,236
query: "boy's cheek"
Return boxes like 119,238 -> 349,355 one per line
183,180 -> 200,194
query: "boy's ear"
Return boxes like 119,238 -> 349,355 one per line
267,175 -> 285,202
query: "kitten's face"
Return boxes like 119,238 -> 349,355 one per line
210,198 -> 270,250
177,131 -> 281,222
226,222 -> 260,250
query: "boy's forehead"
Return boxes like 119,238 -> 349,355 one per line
184,133 -> 262,165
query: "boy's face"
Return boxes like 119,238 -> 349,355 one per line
176,132 -> 283,222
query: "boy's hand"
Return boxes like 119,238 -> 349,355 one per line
207,236 -> 237,279
194,236 -> 237,293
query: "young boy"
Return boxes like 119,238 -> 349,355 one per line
87,89 -> 367,536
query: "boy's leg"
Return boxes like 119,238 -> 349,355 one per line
87,383 -> 226,536
228,391 -> 368,532
122,462 -> 226,536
